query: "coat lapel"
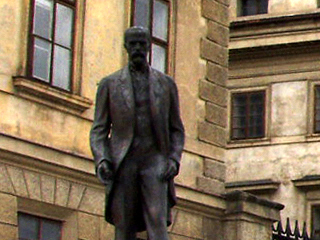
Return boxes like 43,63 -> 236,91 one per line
119,66 -> 135,110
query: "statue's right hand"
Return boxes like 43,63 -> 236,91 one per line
97,161 -> 113,184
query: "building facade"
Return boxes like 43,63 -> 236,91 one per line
226,0 -> 320,238
1,0 -> 295,239
0,0 -> 235,239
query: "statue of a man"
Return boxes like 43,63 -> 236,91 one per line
90,26 -> 185,240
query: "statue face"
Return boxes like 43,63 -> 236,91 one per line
125,34 -> 150,66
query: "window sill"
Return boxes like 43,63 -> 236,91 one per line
306,134 -> 320,142
13,77 -> 93,114
227,137 -> 270,149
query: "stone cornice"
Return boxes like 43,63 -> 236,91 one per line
230,10 -> 320,53
292,175 -> 320,191
0,132 -> 97,186
230,40 -> 320,60
226,179 -> 281,194
231,10 -> 320,28
224,190 -> 284,210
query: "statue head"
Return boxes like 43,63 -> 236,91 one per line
124,26 -> 151,67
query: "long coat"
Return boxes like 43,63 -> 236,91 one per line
90,65 -> 185,231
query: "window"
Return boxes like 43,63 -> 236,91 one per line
131,0 -> 170,73
238,0 -> 268,16
314,86 -> 320,133
18,213 -> 62,240
231,91 -> 265,140
28,0 -> 75,91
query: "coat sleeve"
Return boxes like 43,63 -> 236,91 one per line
90,78 -> 112,169
168,78 -> 185,166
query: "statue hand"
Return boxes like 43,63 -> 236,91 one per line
163,159 -> 179,181
97,161 -> 113,185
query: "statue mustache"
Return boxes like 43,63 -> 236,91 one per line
132,52 -> 146,58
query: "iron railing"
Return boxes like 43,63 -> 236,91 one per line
272,218 -> 310,240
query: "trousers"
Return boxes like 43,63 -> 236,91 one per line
111,152 -> 169,240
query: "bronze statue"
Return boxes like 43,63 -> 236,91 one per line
90,26 -> 185,240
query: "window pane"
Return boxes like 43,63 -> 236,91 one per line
34,0 -> 53,39
249,126 -> 264,138
259,0 -> 268,14
316,121 -> 320,132
315,87 -> 320,109
152,0 -> 169,41
241,0 -> 268,16
41,219 -> 62,240
233,106 -> 246,117
151,44 -> 166,73
249,116 -> 263,128
233,117 -> 246,128
19,214 -> 40,240
242,0 -> 257,16
316,110 -> 320,121
33,38 -> 52,82
232,128 -> 245,139
250,92 -> 263,103
134,0 -> 150,28
233,94 -> 246,106
55,4 -> 74,48
52,46 -> 72,90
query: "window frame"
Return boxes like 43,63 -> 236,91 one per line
27,0 -> 77,92
130,0 -> 171,73
314,85 -> 320,133
230,90 -> 266,140
18,212 -> 63,240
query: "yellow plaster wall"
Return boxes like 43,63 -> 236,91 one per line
81,0 -> 129,100
0,0 -> 130,158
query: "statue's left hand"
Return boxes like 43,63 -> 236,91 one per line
163,159 -> 179,181
97,161 -> 113,185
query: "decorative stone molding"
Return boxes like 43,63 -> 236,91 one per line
0,162 -> 104,215
224,191 -> 284,240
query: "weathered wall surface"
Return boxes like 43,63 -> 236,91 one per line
227,0 -> 320,228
